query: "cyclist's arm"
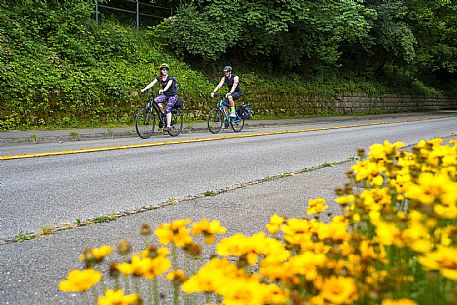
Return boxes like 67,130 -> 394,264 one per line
212,77 -> 225,94
162,79 -> 173,92
228,76 -> 239,94
141,78 -> 158,92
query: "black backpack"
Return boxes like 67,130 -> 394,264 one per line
237,104 -> 253,119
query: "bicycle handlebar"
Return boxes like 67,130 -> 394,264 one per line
143,90 -> 160,96
212,93 -> 227,98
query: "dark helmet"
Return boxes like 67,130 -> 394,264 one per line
223,65 -> 232,72
160,63 -> 170,70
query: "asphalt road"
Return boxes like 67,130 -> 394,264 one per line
0,113 -> 456,305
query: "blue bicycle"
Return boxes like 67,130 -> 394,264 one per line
207,94 -> 245,134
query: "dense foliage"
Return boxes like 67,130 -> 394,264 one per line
158,0 -> 457,75
0,0 -> 211,129
0,0 -> 456,129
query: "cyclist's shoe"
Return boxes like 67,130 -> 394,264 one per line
229,111 -> 236,118
163,126 -> 171,132
159,121 -> 164,128
223,122 -> 229,129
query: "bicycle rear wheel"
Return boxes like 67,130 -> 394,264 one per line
207,108 -> 223,134
135,108 -> 156,139
168,108 -> 183,137
230,114 -> 245,132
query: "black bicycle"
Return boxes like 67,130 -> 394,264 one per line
135,91 -> 183,138
207,94 -> 245,134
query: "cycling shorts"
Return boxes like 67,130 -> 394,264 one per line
222,91 -> 241,106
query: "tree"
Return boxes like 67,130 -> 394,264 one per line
153,0 -> 373,68
406,0 -> 457,77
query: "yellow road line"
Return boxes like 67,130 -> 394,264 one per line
0,117 -> 446,160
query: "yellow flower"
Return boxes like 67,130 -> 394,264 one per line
116,253 -> 170,280
92,245 -> 113,259
218,278 -> 264,305
79,246 -> 112,266
79,245 -> 113,263
166,269 -> 186,283
314,219 -> 350,242
335,195 -> 355,206
374,221 -> 401,246
217,232 -> 289,266
281,218 -> 312,245
435,226 -> 457,247
182,258 -> 245,294
191,218 -> 227,244
142,255 -> 171,280
405,173 -> 457,206
59,269 -> 102,292
141,246 -> 169,258
351,160 -> 386,185
318,276 -> 357,304
115,255 -> 143,277
418,246 -> 457,280
307,198 -> 328,215
154,219 -> 192,247
265,214 -> 285,234
97,289 -> 140,305
287,252 -> 327,281
434,201 -> 457,219
359,188 -> 392,212
381,299 -> 418,305
401,221 -> 432,253
368,141 -> 404,161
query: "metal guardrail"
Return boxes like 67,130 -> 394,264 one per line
95,0 -> 173,30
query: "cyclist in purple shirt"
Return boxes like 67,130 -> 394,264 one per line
211,66 -> 241,118
141,63 -> 178,132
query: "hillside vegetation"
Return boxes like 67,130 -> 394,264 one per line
0,0 -> 456,129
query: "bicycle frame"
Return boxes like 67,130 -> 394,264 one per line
207,94 -> 245,134
214,94 -> 240,124
136,90 -> 184,138
146,92 -> 166,124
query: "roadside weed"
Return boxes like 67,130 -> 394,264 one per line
14,232 -> 35,242
93,214 -> 116,223
38,224 -> 54,235
166,197 -> 177,204
203,191 -> 217,197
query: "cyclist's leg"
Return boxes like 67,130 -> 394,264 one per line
154,95 -> 166,114
231,92 -> 241,119
155,95 -> 167,128
231,92 -> 241,102
227,94 -> 236,117
222,99 -> 230,127
164,96 -> 177,128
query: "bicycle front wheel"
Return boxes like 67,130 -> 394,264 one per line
168,108 -> 183,137
135,108 -> 156,139
230,115 -> 245,132
207,108 -> 223,134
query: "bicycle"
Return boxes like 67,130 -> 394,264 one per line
207,93 -> 245,134
135,91 -> 183,138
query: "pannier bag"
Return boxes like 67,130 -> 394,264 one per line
237,104 -> 253,119
175,97 -> 184,108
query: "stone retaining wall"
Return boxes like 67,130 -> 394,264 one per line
242,94 -> 457,115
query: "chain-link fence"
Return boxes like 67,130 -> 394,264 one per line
95,0 -> 172,30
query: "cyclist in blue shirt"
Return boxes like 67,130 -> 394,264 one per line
211,66 -> 241,118
141,63 -> 178,132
